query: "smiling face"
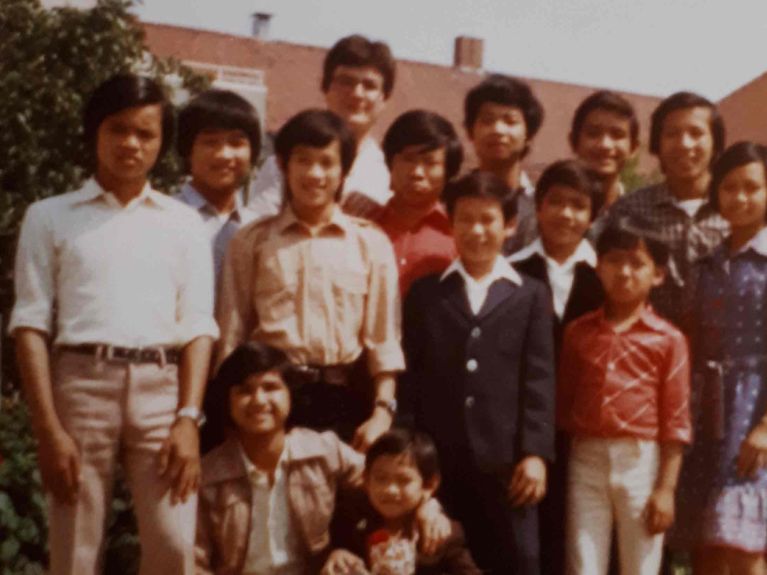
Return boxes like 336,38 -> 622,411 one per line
717,161 -> 767,233
324,65 -> 386,139
657,106 -> 714,184
95,103 -> 163,189
573,108 -> 636,179
229,370 -> 290,437
390,145 -> 447,210
451,196 -> 507,276
537,185 -> 592,256
366,453 -> 435,523
189,128 -> 252,200
469,102 -> 528,167
284,140 -> 344,217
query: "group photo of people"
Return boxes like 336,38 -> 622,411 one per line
6,13 -> 767,575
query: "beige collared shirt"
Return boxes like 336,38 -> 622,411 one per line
9,178 -> 219,347
441,256 -> 523,315
217,205 -> 404,374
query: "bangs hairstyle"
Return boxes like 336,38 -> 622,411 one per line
82,74 -> 174,171
443,170 -> 518,223
321,34 -> 396,98
569,90 -> 639,149
596,214 -> 669,267
275,109 -> 357,177
177,89 -> 262,172
464,74 -> 544,143
709,141 -> 767,215
365,428 -> 440,483
535,159 -> 600,220
382,110 -> 464,180
649,91 -> 725,161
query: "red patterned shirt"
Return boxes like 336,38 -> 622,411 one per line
557,305 -> 691,443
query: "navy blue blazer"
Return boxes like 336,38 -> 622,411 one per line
400,270 -> 556,471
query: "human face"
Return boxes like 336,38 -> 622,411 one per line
597,243 -> 664,308
451,196 -> 507,276
229,370 -> 290,436
537,185 -> 592,257
717,162 -> 767,233
658,107 -> 714,182
284,140 -> 343,215
325,65 -> 386,138
470,102 -> 528,166
390,146 -> 447,209
95,103 -> 163,187
574,109 -> 636,178
189,129 -> 252,199
366,454 -> 434,523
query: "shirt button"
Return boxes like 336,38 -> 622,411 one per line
465,396 -> 475,408
607,362 -> 615,371
471,327 -> 481,339
400,258 -> 407,266
466,359 -> 478,372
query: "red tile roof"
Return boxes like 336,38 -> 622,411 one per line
719,72 -> 767,147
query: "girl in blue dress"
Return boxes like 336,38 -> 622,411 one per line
673,141 -> 767,574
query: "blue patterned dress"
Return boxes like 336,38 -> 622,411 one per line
672,232 -> 767,552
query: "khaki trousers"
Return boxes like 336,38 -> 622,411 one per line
48,351 -> 196,575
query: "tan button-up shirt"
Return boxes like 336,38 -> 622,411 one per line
217,206 -> 404,375
9,178 -> 219,347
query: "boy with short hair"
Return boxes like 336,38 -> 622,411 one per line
218,109 -> 404,451
558,215 -> 691,575
325,429 -> 481,575
464,74 -> 545,254
250,34 -> 396,218
377,109 -> 464,295
175,89 -> 261,283
402,171 -> 556,574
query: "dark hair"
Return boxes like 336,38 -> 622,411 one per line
596,214 -> 669,267
464,75 -> 544,149
177,89 -> 261,172
365,428 -> 440,482
382,110 -> 463,180
82,74 -> 174,170
534,159 -> 600,220
569,90 -> 639,149
321,35 -> 396,99
709,141 -> 767,215
443,170 -> 518,223
275,109 -> 357,201
649,91 -> 725,161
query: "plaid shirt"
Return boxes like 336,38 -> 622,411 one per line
607,182 -> 729,327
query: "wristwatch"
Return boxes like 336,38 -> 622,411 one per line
176,406 -> 207,427
374,398 -> 397,417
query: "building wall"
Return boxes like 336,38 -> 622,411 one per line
719,72 -> 767,147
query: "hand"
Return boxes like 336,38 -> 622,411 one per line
352,409 -> 392,453
508,456 -> 547,507
737,422 -> 767,478
321,549 -> 369,575
158,417 -> 200,504
643,486 -> 675,534
37,426 -> 81,504
415,498 -> 451,556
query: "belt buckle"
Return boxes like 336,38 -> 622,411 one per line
324,366 -> 347,386
100,344 -> 115,362
295,365 -> 321,384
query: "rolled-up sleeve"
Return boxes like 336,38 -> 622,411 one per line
177,217 -> 219,344
659,331 -> 692,444
8,203 -> 55,336
361,226 -> 405,376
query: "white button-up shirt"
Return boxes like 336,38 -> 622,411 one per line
441,256 -> 523,315
9,178 -> 219,347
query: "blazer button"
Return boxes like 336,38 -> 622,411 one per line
466,359 -> 478,372
465,396 -> 475,408
470,327 -> 481,339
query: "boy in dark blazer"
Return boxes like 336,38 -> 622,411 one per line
400,172 -> 556,575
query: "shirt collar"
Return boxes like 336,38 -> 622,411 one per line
379,200 -> 450,230
73,177 -> 168,209
738,227 -> 767,257
592,304 -> 668,333
520,171 -> 535,197
441,255 -> 523,286
178,181 -> 244,220
508,238 -> 596,268
238,440 -> 287,487
276,204 -> 350,236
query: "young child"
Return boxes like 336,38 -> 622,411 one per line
196,343 -> 449,574
558,214 -> 691,575
324,429 -> 481,575
508,159 -> 604,575
401,171 -> 556,574
672,142 -> 767,574
463,74 -> 545,255
218,109 -> 403,449
377,109 -> 463,295
569,90 -> 639,237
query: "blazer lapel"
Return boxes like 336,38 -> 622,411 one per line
476,278 -> 518,321
440,272 -> 473,323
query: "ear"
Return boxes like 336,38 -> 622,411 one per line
652,265 -> 666,288
504,215 -> 518,239
422,474 -> 441,499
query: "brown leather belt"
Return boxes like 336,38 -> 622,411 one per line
58,344 -> 180,365
291,363 -> 354,386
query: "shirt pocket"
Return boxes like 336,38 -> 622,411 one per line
330,268 -> 368,327
255,253 -> 298,322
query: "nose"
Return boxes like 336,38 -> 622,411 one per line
383,482 -> 399,496
218,144 -> 235,159
470,221 -> 484,236
598,134 -> 612,149
306,161 -> 324,179
560,205 -> 574,219
680,131 -> 696,149
122,132 -> 140,150
411,162 -> 426,178
252,386 -> 268,405
351,80 -> 366,98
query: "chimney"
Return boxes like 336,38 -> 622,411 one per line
453,36 -> 483,71
251,12 -> 272,40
